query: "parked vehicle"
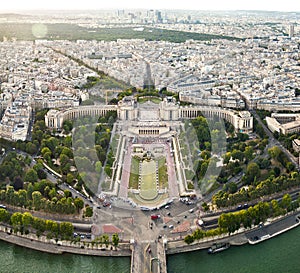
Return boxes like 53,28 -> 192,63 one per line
151,214 -> 161,220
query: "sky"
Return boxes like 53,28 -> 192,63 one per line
0,0 -> 300,12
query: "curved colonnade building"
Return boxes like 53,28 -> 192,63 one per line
45,97 -> 253,133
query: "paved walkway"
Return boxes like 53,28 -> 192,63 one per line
165,144 -> 179,198
119,142 -> 133,199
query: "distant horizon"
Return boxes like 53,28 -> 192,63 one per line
0,0 -> 299,13
1,9 -> 300,13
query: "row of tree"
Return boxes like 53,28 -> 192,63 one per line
0,209 -> 74,240
185,193 -> 297,244
218,194 -> 296,234
184,227 -> 224,245
91,233 -> 120,248
0,184 -> 84,215
213,172 -> 299,208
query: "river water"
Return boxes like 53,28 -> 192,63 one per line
0,227 -> 300,273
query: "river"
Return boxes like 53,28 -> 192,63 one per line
0,227 -> 299,273
168,227 -> 300,273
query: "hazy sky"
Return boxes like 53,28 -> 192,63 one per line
1,0 -> 299,12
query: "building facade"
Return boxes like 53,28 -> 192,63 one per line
45,97 -> 253,133
266,113 -> 300,135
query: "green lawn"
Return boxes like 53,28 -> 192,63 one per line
139,160 -> 158,200
158,157 -> 168,188
129,156 -> 140,189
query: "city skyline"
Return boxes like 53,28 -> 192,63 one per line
0,0 -> 300,12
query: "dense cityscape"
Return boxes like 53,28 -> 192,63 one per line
0,7 -> 300,273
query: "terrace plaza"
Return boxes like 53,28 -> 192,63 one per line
46,96 -> 253,208
44,96 -> 254,273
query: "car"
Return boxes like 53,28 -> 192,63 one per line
97,206 -> 101,209
169,225 -> 174,229
189,208 -> 194,213
167,212 -> 171,216
165,205 -> 170,209
163,224 -> 167,228
177,220 -> 181,224
197,219 -> 204,226
103,202 -> 110,207
151,214 -> 161,220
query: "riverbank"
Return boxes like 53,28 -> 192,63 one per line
246,213 -> 300,244
0,226 -> 131,257
166,210 -> 300,255
0,210 -> 299,260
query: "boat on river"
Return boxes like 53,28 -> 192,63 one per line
208,243 -> 230,254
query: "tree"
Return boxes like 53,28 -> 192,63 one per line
59,154 -> 70,167
95,161 -> 102,173
24,169 -> 38,183
218,212 -> 240,234
102,234 -> 110,247
17,190 -> 27,207
11,212 -> 23,230
37,169 -> 47,180
201,202 -> 209,212
32,191 -> 43,210
245,162 -> 260,184
13,176 -> 24,191
184,234 -> 195,244
26,183 -> 34,200
225,182 -> 238,194
273,167 -> 281,177
59,222 -> 74,239
257,158 -> 271,169
63,120 -> 73,134
22,212 -> 33,229
268,146 -> 281,159
32,217 -> 46,233
41,147 -> 51,157
286,162 -> 295,173
85,206 -> 93,217
281,194 -> 292,212
193,229 -> 205,240
112,233 -> 119,248
25,142 -> 37,155
231,149 -> 244,162
46,219 -> 59,235
66,173 -> 74,184
74,198 -> 84,212
43,137 -> 59,153
244,146 -> 254,161
271,199 -> 282,217
0,208 -> 10,223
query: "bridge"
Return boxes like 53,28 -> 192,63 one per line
131,239 -> 167,273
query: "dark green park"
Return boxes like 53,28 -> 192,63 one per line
0,23 -> 239,42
